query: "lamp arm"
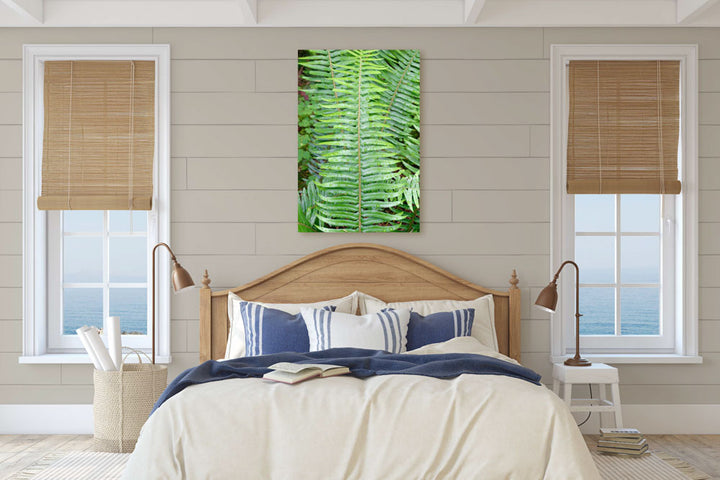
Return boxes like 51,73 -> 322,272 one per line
553,259 -> 590,365
552,259 -> 578,281
552,260 -> 581,320
152,242 -> 177,262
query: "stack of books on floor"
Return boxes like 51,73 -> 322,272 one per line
597,428 -> 648,456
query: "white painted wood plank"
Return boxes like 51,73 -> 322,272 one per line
0,0 -> 42,23
464,0 -> 487,24
237,0 -> 257,23
677,0 -> 720,23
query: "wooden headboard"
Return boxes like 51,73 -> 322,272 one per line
199,243 -> 521,363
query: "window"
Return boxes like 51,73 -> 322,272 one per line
21,45 -> 170,363
573,194 -> 674,350
550,45 -> 699,362
47,211 -> 150,351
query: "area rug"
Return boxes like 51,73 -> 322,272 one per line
9,449 -> 712,480
592,450 -> 711,480
8,451 -> 130,480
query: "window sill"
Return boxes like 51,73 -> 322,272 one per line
550,354 -> 703,364
18,354 -> 173,365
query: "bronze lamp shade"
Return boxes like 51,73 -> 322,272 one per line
535,260 -> 591,367
535,281 -> 559,314
171,260 -> 195,293
152,243 -> 195,364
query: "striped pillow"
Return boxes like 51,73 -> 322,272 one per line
240,302 -> 335,357
358,293 -> 498,352
406,308 -> 475,350
301,308 -> 411,353
226,291 -> 358,359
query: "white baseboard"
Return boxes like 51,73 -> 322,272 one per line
0,404 -> 93,434
577,404 -> 720,434
1,403 -> 719,435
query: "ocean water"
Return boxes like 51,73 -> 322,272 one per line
63,288 -> 147,335
579,287 -> 660,335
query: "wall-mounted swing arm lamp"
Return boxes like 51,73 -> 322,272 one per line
535,260 -> 591,367
152,242 -> 195,364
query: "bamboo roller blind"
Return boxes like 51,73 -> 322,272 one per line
37,60 -> 155,210
567,60 -> 681,195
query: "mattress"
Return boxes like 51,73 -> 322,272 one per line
124,338 -> 600,479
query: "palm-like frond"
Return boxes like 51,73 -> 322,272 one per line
379,50 -> 421,232
378,49 -> 421,174
298,181 -> 320,232
299,49 -> 420,232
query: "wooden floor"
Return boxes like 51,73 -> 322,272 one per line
0,434 -> 717,479
585,435 -> 720,479
0,434 -> 94,479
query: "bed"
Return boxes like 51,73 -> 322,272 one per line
124,243 -> 600,479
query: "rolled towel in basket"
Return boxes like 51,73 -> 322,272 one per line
107,316 -> 122,371
77,326 -> 116,371
76,326 -> 103,370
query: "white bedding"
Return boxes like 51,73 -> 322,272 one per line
124,338 -> 600,479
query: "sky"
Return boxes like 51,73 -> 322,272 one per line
63,210 -> 147,284
575,194 -> 661,285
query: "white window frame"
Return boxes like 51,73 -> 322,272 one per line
21,44 -> 171,364
549,44 -> 700,364
573,195 -> 674,351
47,210 -> 151,351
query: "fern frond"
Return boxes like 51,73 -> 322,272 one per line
298,49 -> 420,232
298,182 -> 321,232
378,49 -> 421,175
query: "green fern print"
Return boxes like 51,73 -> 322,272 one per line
298,49 -> 420,232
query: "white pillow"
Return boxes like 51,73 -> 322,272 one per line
405,337 -> 519,366
358,292 -> 498,352
225,291 -> 358,359
301,308 -> 411,353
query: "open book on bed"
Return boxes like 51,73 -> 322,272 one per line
263,362 -> 350,385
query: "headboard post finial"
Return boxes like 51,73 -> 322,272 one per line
201,269 -> 211,289
509,269 -> 519,290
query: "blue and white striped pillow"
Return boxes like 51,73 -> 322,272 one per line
240,302 -> 335,357
406,308 -> 475,350
300,308 -> 411,353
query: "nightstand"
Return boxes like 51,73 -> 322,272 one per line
552,362 -> 623,428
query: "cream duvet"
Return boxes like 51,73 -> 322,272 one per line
124,338 -> 600,479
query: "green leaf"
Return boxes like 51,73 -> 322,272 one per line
298,49 -> 421,232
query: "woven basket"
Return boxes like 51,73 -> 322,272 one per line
93,349 -> 167,453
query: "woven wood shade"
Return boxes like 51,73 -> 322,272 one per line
38,60 -> 155,210
567,60 -> 681,195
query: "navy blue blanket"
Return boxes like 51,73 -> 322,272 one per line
152,348 -> 541,414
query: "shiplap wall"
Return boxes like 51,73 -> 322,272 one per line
0,27 -> 718,405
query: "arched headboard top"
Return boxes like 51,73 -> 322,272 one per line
199,243 -> 521,362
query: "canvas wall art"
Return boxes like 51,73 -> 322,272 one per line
298,49 -> 421,232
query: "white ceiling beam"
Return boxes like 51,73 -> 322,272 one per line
464,0 -> 487,24
473,0 -> 675,26
259,0 -> 462,26
677,0 -> 720,23
237,0 -> 257,24
1,0 -> 42,23
20,1 -> 253,27
3,0 -> 720,27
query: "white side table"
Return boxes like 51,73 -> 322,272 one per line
552,362 -> 623,428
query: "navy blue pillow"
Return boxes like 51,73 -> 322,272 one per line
406,308 -> 475,350
240,302 -> 335,356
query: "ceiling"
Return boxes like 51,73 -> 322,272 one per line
2,0 -> 720,27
